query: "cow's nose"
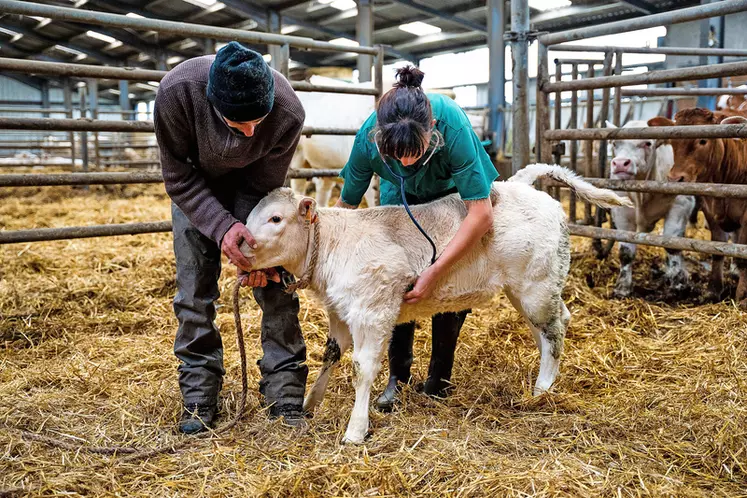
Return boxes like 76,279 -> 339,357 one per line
611,157 -> 632,171
668,173 -> 685,182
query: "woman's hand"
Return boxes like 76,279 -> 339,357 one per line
403,265 -> 442,304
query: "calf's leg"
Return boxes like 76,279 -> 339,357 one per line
611,204 -> 637,298
735,226 -> 747,309
662,195 -> 695,292
506,287 -> 568,396
344,324 -> 390,444
704,211 -> 728,301
312,177 -> 337,208
303,312 -> 352,413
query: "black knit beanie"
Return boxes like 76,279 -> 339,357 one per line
207,42 -> 275,122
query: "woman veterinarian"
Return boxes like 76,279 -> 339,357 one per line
336,66 -> 498,411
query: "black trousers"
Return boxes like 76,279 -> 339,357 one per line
171,190 -> 307,408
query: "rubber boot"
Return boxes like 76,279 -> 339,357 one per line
375,322 -> 415,412
421,310 -> 468,398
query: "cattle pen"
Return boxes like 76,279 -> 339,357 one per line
2,1 -> 747,497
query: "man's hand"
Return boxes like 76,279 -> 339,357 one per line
238,268 -> 282,288
221,222 -> 256,272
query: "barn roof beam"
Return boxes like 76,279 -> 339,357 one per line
388,0 -> 487,34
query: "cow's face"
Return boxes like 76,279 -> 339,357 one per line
608,121 -> 655,180
648,109 -> 741,183
241,188 -> 316,273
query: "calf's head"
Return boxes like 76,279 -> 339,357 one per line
607,120 -> 656,180
648,108 -> 744,183
240,188 -> 317,273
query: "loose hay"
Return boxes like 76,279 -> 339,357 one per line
1,182 -> 746,497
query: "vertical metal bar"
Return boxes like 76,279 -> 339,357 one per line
88,78 -> 99,169
357,0 -> 373,83
569,63 -> 578,223
697,0 -> 720,109
63,77 -> 75,167
584,64 -> 594,224
203,38 -> 216,54
268,10 -> 284,73
79,86 -> 89,180
552,60 -> 562,200
613,51 -> 622,126
511,0 -> 530,175
593,51 -> 614,258
41,80 -> 50,118
119,80 -> 130,120
278,44 -> 290,78
536,42 -> 551,167
156,51 -> 167,71
374,45 -> 384,105
488,0 -> 505,158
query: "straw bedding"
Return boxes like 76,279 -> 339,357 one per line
0,177 -> 745,497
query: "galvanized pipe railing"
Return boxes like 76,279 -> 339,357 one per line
0,0 -> 379,55
0,117 -> 359,136
543,59 -> 747,92
544,124 -> 747,140
540,0 -> 747,45
0,58 -> 381,96
621,87 -> 747,96
551,44 -> 747,57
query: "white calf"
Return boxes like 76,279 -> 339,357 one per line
242,164 -> 631,444
607,121 -> 696,297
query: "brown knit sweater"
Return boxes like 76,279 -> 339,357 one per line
154,55 -> 305,244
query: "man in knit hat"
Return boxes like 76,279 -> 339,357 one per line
155,41 -> 308,434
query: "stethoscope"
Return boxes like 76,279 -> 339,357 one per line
374,131 -> 441,266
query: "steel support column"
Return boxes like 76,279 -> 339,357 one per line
357,0 -> 373,83
697,0 -> 721,109
88,79 -> 99,169
40,80 -> 50,118
63,78 -> 75,166
487,0 -> 505,158
510,0 -> 530,174
268,10 -> 288,76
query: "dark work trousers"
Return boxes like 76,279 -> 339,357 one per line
171,186 -> 308,408
385,185 -> 470,390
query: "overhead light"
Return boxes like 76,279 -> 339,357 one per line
329,37 -> 359,47
10,34 -> 23,43
147,81 -> 160,87
74,53 -> 87,61
30,16 -> 52,28
108,89 -> 120,95
0,27 -> 20,37
281,25 -> 300,35
399,21 -> 442,36
86,31 -> 117,44
54,45 -> 85,56
263,54 -> 272,62
128,93 -> 136,98
74,0 -> 88,6
528,0 -> 571,11
320,0 -> 356,11
126,12 -> 144,18
137,53 -> 150,62
135,82 -> 159,92
167,56 -> 183,65
179,39 -> 198,49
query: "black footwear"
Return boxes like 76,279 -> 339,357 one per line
179,403 -> 218,435
417,377 -> 454,399
269,403 -> 306,427
375,376 -> 402,412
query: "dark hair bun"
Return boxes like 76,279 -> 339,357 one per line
394,65 -> 425,89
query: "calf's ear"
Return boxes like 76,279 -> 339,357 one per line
648,116 -> 674,127
720,115 -> 747,125
605,120 -> 617,129
298,197 -> 318,223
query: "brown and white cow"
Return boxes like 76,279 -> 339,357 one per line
648,108 -> 747,308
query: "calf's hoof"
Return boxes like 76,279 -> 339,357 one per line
375,376 -> 401,413
612,286 -> 632,299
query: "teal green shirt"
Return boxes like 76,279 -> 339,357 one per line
339,93 -> 498,206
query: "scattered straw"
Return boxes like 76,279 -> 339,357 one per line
1,179 -> 745,496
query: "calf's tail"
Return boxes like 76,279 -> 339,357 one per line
508,163 -> 633,209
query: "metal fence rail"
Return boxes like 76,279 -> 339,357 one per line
528,0 -> 747,262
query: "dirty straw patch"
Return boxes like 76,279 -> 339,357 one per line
1,185 -> 746,497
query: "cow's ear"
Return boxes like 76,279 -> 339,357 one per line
298,197 -> 318,223
720,115 -> 747,125
605,120 -> 617,129
648,116 -> 674,127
